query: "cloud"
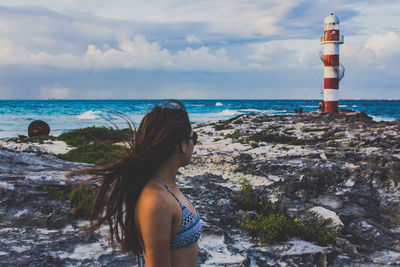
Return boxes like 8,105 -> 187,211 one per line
0,35 -> 243,72
364,31 -> 400,58
245,38 -> 322,71
186,35 -> 202,44
0,1 -> 399,99
0,1 -> 297,38
246,41 -> 296,66
342,31 -> 400,71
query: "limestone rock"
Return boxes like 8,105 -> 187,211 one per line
307,206 -> 344,233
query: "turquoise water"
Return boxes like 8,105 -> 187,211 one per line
0,99 -> 399,138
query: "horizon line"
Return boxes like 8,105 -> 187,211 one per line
1,98 -> 400,101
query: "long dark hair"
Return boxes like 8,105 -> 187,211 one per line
69,100 -> 191,255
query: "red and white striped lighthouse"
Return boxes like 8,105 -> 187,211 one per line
320,13 -> 344,113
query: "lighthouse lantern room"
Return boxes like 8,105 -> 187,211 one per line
320,13 -> 344,113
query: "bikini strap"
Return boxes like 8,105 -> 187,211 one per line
154,176 -> 182,205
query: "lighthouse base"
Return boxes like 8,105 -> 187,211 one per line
324,101 -> 339,113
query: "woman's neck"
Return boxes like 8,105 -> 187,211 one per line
155,158 -> 179,189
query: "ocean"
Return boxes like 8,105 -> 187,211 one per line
1,99 -> 400,138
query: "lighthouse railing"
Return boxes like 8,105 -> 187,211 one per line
318,50 -> 345,81
320,35 -> 344,44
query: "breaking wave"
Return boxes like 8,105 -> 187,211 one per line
77,110 -> 101,120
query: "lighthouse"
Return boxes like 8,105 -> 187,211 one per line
320,13 -> 344,113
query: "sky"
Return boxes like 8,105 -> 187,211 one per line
0,0 -> 399,99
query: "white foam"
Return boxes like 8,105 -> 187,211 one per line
77,110 -> 101,120
188,104 -> 205,107
190,110 -> 244,122
262,109 -> 287,113
371,116 -> 395,122
215,102 -> 223,106
218,109 -> 240,116
239,109 -> 262,112
239,108 -> 287,114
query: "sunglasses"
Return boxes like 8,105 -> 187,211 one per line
188,131 -> 198,145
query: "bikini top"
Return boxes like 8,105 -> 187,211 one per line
154,176 -> 202,250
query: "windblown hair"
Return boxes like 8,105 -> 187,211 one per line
69,100 -> 191,255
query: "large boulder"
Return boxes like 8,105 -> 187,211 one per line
28,120 -> 50,137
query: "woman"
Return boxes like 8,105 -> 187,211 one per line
72,100 -> 201,266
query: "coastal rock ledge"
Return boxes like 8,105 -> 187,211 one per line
1,110 -> 400,266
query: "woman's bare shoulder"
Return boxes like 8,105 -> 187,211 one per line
136,180 -> 172,215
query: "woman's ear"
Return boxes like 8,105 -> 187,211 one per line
179,140 -> 189,154
176,140 -> 184,153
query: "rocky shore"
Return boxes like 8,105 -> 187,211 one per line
1,110 -> 400,266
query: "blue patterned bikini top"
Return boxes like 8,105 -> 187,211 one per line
154,176 -> 202,250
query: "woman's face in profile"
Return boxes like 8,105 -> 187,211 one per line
181,130 -> 195,166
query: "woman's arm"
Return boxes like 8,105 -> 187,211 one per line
136,192 -> 174,267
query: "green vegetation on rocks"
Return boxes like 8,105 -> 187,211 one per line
58,126 -> 131,147
332,133 -> 345,140
250,142 -> 259,148
224,114 -> 245,124
11,135 -> 57,144
58,142 -> 128,165
322,131 -> 335,138
42,184 -> 96,218
213,114 -> 245,131
57,126 -> 132,165
348,141 -> 356,147
266,125 -> 281,131
68,185 -> 96,218
240,213 -> 333,245
233,178 -> 254,210
234,178 -> 334,246
246,131 -> 309,146
213,123 -> 233,131
303,127 -> 329,132
224,132 -> 242,140
282,127 -> 295,135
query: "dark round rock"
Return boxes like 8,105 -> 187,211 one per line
28,120 -> 50,137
